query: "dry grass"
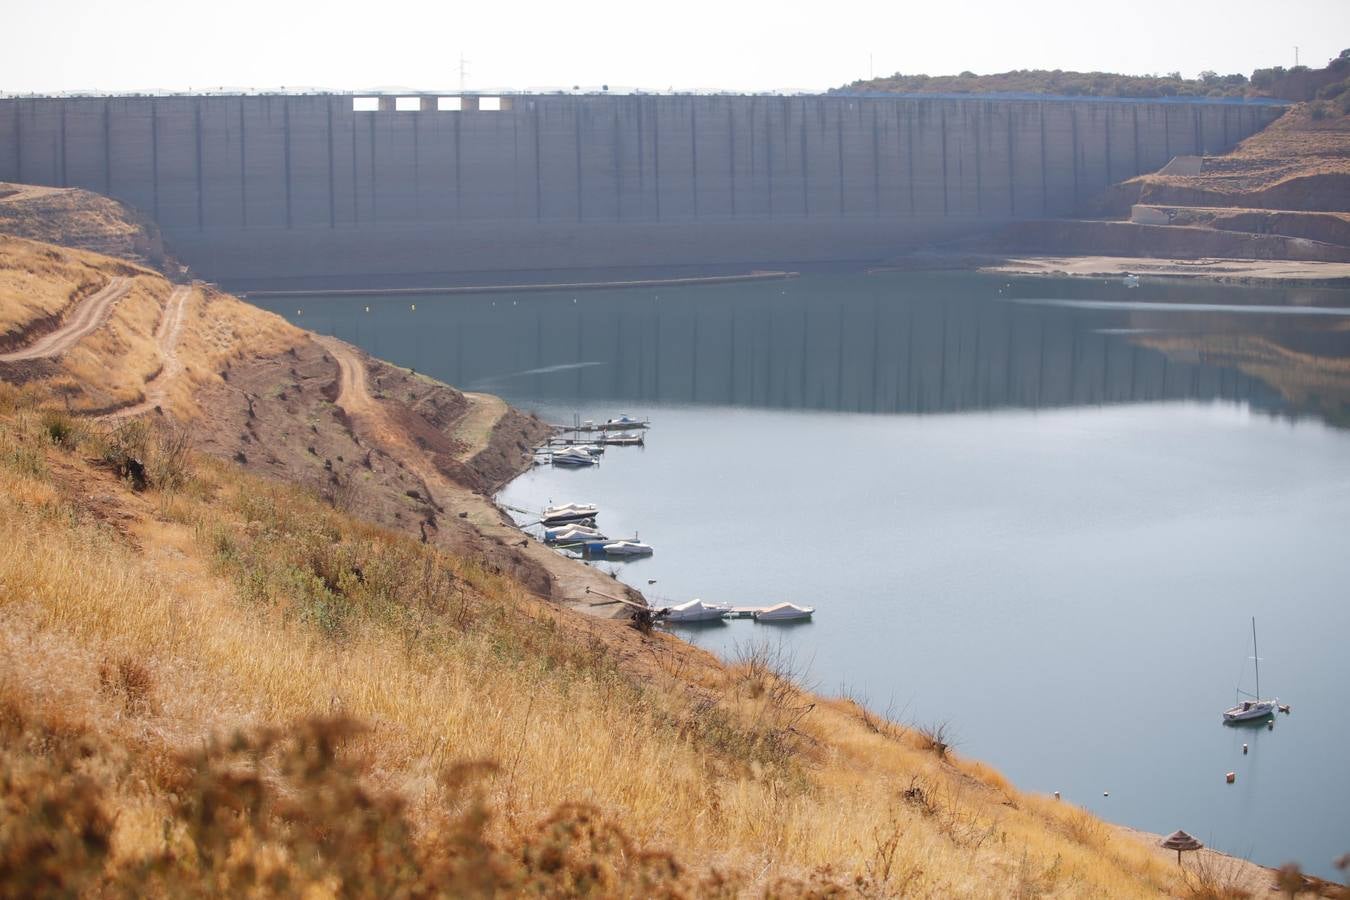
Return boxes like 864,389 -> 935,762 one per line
0,234 -> 307,416
0,234 -> 143,338
0,400 -> 1198,896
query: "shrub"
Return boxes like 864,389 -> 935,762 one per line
97,418 -> 194,492
39,408 -> 80,450
0,708 -> 728,896
97,657 -> 155,716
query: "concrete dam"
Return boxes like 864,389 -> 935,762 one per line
0,93 -> 1284,284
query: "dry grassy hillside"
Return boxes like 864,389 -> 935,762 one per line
0,389 -> 1223,898
0,182 -> 179,273
0,234 -> 1320,896
0,234 -> 145,344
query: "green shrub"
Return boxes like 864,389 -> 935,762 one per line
39,408 -> 80,450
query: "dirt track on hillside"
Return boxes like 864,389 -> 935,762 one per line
0,276 -> 130,362
104,284 -> 192,418
315,335 -> 643,619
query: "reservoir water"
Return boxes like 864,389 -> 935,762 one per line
255,272 -> 1350,880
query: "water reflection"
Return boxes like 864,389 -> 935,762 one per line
262,272 -> 1350,427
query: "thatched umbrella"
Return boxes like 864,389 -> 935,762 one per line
1160,830 -> 1204,864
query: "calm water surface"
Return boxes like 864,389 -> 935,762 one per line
256,272 -> 1350,879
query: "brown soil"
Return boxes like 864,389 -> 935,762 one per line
188,335 -> 557,598
315,335 -> 644,618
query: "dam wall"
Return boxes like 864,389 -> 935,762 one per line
0,93 -> 1284,283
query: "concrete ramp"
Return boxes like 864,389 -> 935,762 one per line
1157,156 -> 1204,176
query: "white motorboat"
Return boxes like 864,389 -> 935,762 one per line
551,447 -> 598,467
753,602 -> 814,622
541,503 -> 599,525
1123,273 -> 1141,287
551,441 -> 605,456
1223,617 -> 1278,724
599,431 -> 645,446
661,598 -> 732,623
543,524 -> 607,543
602,415 -> 649,431
598,540 -> 654,557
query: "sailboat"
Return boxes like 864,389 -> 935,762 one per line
1223,617 -> 1277,724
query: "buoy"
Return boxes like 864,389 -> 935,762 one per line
1053,791 -> 1061,800
1226,772 -> 1236,784
1242,743 -> 1248,755
1267,721 -> 1274,731
1103,791 -> 1109,797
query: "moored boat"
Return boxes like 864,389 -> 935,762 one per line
661,598 -> 732,623
1223,617 -> 1278,724
753,602 -> 814,622
593,539 -> 654,558
601,415 -> 649,431
541,503 -> 599,525
551,447 -> 598,467
543,524 -> 608,543
600,431 -> 645,446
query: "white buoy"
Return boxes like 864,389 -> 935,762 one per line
1103,791 -> 1110,797
1242,743 -> 1248,755
1226,772 -> 1236,784
1053,791 -> 1061,800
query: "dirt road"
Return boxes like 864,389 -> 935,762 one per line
102,284 -> 192,419
454,392 -> 507,461
0,276 -> 131,362
315,335 -> 640,619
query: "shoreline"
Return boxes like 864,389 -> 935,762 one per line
241,269 -> 800,299
871,253 -> 1350,287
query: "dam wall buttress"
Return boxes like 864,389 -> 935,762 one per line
0,93 -> 1283,282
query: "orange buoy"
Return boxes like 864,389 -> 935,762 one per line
1226,772 -> 1236,784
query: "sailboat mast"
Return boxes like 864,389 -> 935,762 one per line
1251,617 -> 1260,700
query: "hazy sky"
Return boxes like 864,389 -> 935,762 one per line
4,0 -> 1346,95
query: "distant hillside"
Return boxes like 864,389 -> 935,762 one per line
839,49 -> 1350,106
0,183 -> 183,275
